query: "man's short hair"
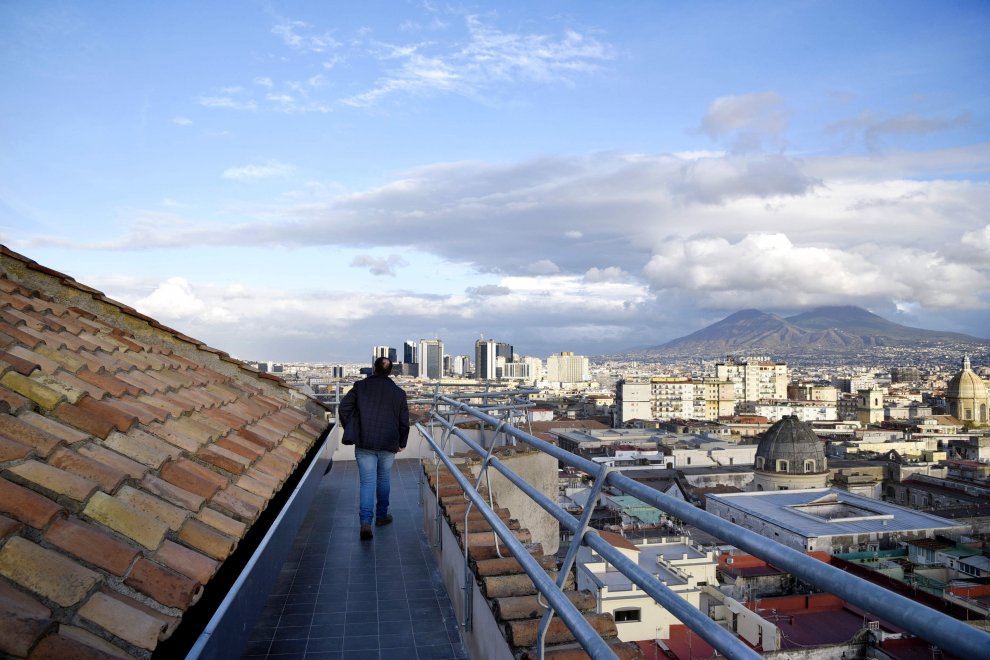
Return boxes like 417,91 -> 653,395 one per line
373,356 -> 393,376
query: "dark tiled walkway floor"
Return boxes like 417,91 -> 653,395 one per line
242,459 -> 467,660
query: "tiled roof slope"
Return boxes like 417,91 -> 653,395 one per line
0,246 -> 328,659
425,451 -> 643,659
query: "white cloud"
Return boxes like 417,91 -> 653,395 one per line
350,254 -> 408,276
197,95 -> 257,111
642,232 -> 989,311
222,160 -> 295,181
343,15 -> 612,106
526,259 -> 560,275
584,266 -> 627,283
135,278 -> 237,323
700,92 -> 789,153
826,111 -> 971,151
171,116 -> 192,126
254,77 -> 273,88
272,19 -> 341,53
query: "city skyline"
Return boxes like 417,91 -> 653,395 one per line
2,1 -> 988,363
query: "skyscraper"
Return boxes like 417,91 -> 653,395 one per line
496,342 -> 514,363
419,339 -> 444,380
475,338 -> 497,380
547,351 -> 589,384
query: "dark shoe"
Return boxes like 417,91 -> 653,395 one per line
375,514 -> 393,527
360,524 -> 373,540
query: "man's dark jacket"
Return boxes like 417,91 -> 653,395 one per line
338,374 -> 410,452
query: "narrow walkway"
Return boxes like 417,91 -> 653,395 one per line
242,459 -> 468,659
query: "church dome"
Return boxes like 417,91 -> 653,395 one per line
755,415 -> 826,474
947,356 -> 985,400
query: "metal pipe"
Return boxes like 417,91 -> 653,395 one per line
430,414 -> 760,659
417,422 -> 617,659
435,395 -> 990,660
610,473 -> 990,660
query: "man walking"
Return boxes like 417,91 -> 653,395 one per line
338,357 -> 410,540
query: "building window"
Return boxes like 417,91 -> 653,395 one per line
614,608 -> 641,623
804,460 -> 815,473
776,460 -> 789,472
756,457 -> 765,469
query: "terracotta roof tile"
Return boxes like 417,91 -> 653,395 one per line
17,409 -> 91,445
52,399 -> 116,439
142,420 -> 202,453
48,447 -> 127,492
508,613 -> 617,649
272,443 -> 304,465
216,434 -> 266,462
34,343 -> 88,373
0,536 -> 102,607
0,350 -> 40,376
139,391 -> 191,418
0,320 -> 43,349
26,627 -> 128,659
196,506 -> 248,539
125,557 -> 203,609
0,435 -> 34,462
76,396 -> 139,433
6,459 -> 100,504
82,491 -> 169,550
0,579 -> 53,657
79,347 -> 125,372
169,415 -> 219,444
102,429 -> 177,469
0,387 -> 32,414
76,442 -> 148,481
236,426 -> 277,450
74,366 -> 133,398
115,485 -> 189,531
210,485 -> 263,522
253,451 -> 294,482
140,473 -> 205,512
111,395 -> 170,425
154,540 -> 219,585
0,513 -> 23,540
1,371 -> 66,410
0,475 -> 63,528
159,457 -> 226,499
78,590 -> 176,652
235,471 -> 278,500
56,368 -> 109,400
113,370 -> 156,396
201,405 -> 250,429
196,444 -> 251,474
177,518 -> 237,561
2,249 -> 328,658
44,517 -> 141,576
6,344 -> 60,373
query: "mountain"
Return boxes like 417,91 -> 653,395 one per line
630,305 -> 989,360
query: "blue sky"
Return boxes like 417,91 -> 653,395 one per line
2,1 -> 988,363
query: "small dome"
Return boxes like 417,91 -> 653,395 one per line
947,356 -> 985,400
755,415 -> 826,474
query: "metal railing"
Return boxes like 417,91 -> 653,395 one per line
418,388 -> 990,660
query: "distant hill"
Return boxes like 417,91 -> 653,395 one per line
626,305 -> 989,360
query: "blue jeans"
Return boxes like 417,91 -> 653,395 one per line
355,448 -> 395,525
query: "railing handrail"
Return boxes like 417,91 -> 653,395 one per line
427,392 -> 990,660
416,421 -> 617,659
